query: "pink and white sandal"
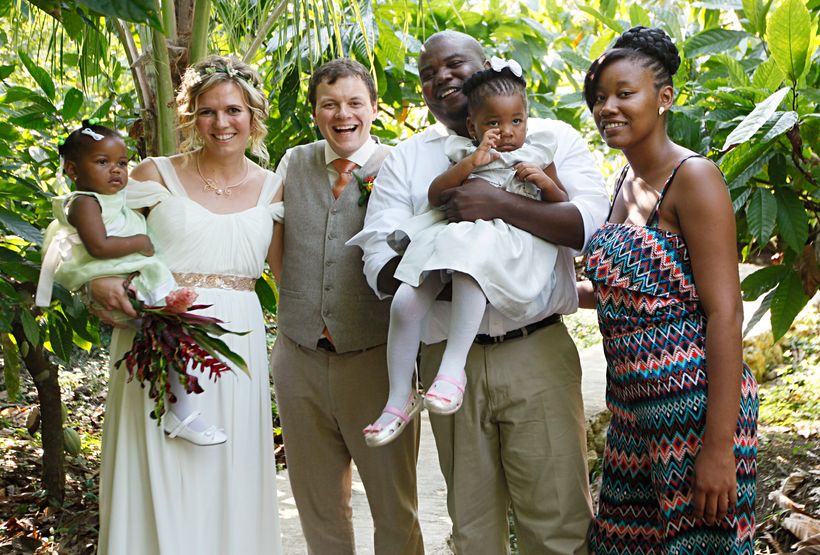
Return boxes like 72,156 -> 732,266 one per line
362,390 -> 423,447
424,374 -> 466,415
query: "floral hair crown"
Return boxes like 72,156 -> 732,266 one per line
194,65 -> 258,89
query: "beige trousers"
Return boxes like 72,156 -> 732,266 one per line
271,333 -> 423,555
420,322 -> 593,555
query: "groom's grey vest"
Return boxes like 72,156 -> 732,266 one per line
278,141 -> 391,353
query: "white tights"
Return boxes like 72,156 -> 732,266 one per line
371,272 -> 486,428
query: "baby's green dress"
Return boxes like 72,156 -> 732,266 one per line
36,190 -> 175,306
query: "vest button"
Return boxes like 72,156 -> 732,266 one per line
325,260 -> 333,267
324,285 -> 332,291
328,233 -> 337,239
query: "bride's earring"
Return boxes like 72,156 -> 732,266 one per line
658,106 -> 665,116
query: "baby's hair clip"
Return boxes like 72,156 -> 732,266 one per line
489,56 -> 523,78
88,117 -> 100,125
81,128 -> 104,141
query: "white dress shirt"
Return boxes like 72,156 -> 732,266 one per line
275,138 -> 379,187
357,119 -> 609,344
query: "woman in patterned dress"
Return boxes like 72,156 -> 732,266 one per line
579,26 -> 758,554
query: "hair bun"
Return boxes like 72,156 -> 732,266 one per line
613,26 -> 681,77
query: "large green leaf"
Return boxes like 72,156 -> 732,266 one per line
747,188 -> 777,245
742,0 -> 771,35
775,188 -> 809,253
0,333 -> 21,402
17,51 -> 55,100
62,88 -> 84,121
682,28 -> 750,58
761,110 -> 798,141
715,54 -> 751,87
628,4 -> 651,27
577,5 -> 625,33
770,268 -> 810,340
75,0 -> 162,29
743,287 -> 774,336
47,311 -> 73,363
741,264 -> 787,300
721,139 -> 776,191
721,86 -> 789,150
20,309 -> 40,346
766,0 -> 814,82
751,57 -> 785,90
0,206 -> 44,245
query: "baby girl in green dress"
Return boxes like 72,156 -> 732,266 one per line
36,121 -> 226,446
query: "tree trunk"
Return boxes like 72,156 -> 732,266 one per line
11,323 -> 64,504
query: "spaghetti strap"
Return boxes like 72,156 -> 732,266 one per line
148,157 -> 188,197
606,165 -> 631,222
647,154 -> 703,227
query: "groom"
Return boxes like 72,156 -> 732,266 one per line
269,58 -> 423,554
358,31 -> 609,554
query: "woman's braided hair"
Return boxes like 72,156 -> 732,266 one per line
461,66 -> 527,115
583,26 -> 681,110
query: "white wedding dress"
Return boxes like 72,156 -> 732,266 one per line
97,158 -> 283,555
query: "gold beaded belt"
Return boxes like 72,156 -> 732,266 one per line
172,272 -> 257,291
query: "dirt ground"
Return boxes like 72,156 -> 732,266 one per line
1,307 -> 819,554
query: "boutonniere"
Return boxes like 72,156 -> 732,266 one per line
353,173 -> 376,206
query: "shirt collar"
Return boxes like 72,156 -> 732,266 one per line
422,121 -> 458,143
325,137 -> 377,168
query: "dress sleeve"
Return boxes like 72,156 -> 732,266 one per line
267,202 -> 284,223
443,135 -> 474,163
523,130 -> 559,165
125,178 -> 171,209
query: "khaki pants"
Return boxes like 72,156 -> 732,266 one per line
271,333 -> 423,555
420,322 -> 593,555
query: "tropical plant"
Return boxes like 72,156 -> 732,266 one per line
0,0 -> 818,504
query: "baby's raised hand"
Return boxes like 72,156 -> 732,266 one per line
471,129 -> 502,168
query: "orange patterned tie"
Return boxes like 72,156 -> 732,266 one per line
330,158 -> 359,199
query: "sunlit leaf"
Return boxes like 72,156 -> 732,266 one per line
0,333 -> 21,402
751,56 -> 785,90
721,86 -> 789,150
628,4 -> 651,26
17,50 -> 56,100
742,0 -> 770,35
577,5 -> 625,33
761,110 -> 798,141
766,0 -> 814,82
682,28 -> 750,58
743,287 -> 774,336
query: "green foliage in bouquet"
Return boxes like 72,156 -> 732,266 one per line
117,288 -> 250,422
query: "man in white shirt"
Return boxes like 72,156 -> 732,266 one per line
356,31 -> 609,554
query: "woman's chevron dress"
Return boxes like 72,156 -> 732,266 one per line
584,159 -> 758,554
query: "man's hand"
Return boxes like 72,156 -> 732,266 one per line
439,177 -> 504,222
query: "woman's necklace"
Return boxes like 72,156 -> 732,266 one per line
196,151 -> 250,197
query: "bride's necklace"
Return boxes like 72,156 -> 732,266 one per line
196,151 -> 250,197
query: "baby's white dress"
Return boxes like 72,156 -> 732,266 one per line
389,130 -> 560,321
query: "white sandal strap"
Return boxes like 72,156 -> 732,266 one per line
168,411 -> 201,439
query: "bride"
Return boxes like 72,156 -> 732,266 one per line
89,56 -> 282,554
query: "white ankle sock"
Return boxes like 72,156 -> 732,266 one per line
369,277 -> 444,429
428,273 -> 486,399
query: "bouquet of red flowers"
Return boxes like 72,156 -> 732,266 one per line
116,287 -> 249,421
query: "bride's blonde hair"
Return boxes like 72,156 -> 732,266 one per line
176,56 -> 269,165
